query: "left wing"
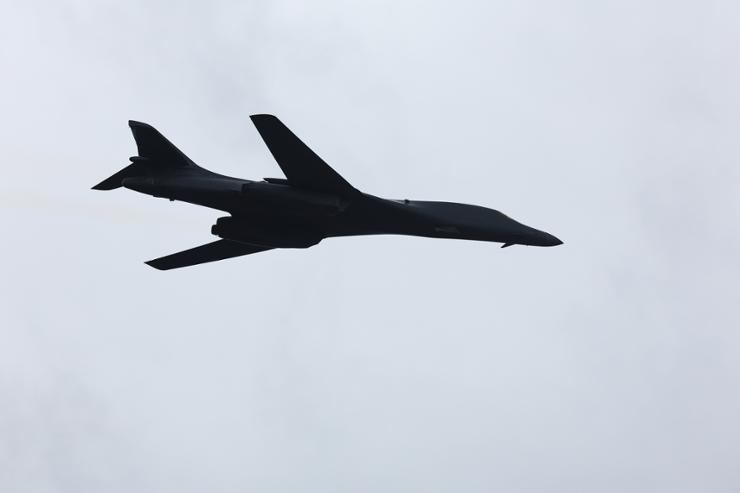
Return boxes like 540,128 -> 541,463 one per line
146,240 -> 272,270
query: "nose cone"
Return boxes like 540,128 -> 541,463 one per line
541,232 -> 563,247
521,226 -> 563,247
496,214 -> 563,247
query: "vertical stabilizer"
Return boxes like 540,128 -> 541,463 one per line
92,121 -> 198,190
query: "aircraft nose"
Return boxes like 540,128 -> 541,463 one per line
524,227 -> 563,247
541,232 -> 563,246
502,217 -> 563,247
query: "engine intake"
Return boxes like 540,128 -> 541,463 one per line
211,216 -> 321,249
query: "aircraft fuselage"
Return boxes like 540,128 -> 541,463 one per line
121,170 -> 562,249
94,115 -> 562,269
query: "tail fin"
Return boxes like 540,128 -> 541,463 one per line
127,120 -> 196,168
92,120 -> 197,190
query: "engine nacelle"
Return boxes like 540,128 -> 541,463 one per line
211,217 -> 321,249
241,182 -> 347,216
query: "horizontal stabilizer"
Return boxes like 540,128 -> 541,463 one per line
146,239 -> 273,270
250,114 -> 358,196
92,162 -> 142,190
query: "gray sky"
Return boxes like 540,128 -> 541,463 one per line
1,0 -> 739,491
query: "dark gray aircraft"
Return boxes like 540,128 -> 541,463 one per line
93,115 -> 562,270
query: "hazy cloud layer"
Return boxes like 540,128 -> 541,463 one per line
1,1 -> 739,491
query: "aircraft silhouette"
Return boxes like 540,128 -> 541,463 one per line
93,115 -> 562,270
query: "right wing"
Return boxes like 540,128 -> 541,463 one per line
250,114 -> 359,196
145,240 -> 272,270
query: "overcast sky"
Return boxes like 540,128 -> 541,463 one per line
1,1 -> 739,492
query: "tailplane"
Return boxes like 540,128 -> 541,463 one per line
92,121 -> 197,190
92,161 -> 143,190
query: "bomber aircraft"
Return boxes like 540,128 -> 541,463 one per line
93,115 -> 562,270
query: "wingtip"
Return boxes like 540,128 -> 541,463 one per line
144,259 -> 167,270
128,120 -> 154,129
91,179 -> 120,191
249,114 -> 277,121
